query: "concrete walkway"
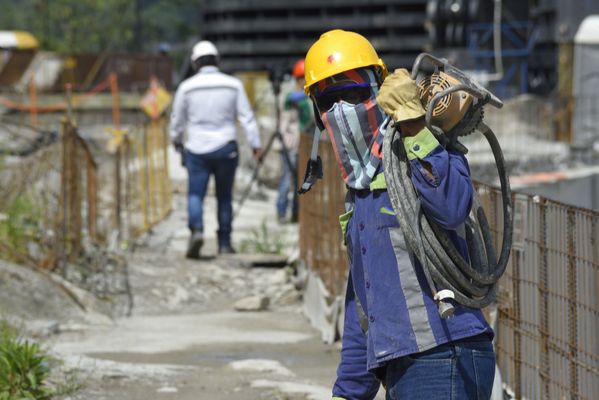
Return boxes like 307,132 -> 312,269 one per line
45,157 -> 355,399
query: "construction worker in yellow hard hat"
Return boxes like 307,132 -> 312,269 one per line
301,29 -> 495,400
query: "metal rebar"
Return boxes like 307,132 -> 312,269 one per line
513,248 -> 522,400
539,199 -> 551,399
567,209 -> 579,400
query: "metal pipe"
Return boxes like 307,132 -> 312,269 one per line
486,0 -> 504,82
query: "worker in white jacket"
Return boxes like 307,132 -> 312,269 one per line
169,40 -> 262,258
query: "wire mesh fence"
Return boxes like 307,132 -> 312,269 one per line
478,184 -> 599,400
298,132 -> 599,399
0,75 -> 172,316
298,134 -> 347,299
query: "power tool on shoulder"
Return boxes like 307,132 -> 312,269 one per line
384,53 -> 513,318
411,52 -> 503,153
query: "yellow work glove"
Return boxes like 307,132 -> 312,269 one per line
376,68 -> 426,122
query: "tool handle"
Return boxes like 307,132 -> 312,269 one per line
411,52 -> 504,110
410,53 -> 448,80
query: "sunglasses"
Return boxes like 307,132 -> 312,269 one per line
313,83 -> 373,113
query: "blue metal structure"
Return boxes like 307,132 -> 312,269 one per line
467,21 -> 539,97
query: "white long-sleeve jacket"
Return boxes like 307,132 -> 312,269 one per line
169,66 -> 261,154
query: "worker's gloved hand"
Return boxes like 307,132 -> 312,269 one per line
376,68 -> 426,122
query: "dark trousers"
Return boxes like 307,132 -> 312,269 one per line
185,141 -> 238,248
384,334 -> 495,399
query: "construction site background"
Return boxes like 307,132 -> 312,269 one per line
1,72 -> 176,315
1,11 -> 599,399
300,98 -> 599,399
2,57 -> 599,399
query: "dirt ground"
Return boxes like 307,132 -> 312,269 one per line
42,180 -> 365,400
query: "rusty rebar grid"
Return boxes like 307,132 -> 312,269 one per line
295,135 -> 599,399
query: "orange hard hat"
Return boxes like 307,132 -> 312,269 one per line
292,59 -> 305,78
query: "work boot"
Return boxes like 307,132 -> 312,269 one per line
218,245 -> 237,255
186,230 -> 204,259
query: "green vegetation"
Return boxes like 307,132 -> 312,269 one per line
240,219 -> 285,255
0,321 -> 52,400
0,193 -> 41,262
0,0 -> 199,53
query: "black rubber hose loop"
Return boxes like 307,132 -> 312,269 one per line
383,122 -> 512,311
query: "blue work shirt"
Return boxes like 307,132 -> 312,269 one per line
332,128 -> 493,400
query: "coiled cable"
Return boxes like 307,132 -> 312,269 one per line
382,121 -> 513,313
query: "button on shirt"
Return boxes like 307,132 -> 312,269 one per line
169,66 -> 261,154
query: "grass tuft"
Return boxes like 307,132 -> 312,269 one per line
240,219 -> 285,255
0,321 -> 52,400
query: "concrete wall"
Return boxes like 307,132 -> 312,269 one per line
512,167 -> 599,210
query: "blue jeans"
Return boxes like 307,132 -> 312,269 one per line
276,152 -> 298,219
185,141 -> 238,248
385,335 -> 496,400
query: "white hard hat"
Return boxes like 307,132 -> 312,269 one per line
191,40 -> 218,62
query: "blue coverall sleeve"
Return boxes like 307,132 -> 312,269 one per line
332,273 -> 380,400
405,129 -> 473,229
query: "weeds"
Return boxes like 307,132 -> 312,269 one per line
0,321 -> 52,400
0,193 -> 41,262
240,219 -> 285,254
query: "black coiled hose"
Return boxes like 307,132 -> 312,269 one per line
382,121 -> 513,310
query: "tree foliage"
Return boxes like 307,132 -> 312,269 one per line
141,0 -> 199,46
0,0 -> 200,53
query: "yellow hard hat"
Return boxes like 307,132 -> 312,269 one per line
304,29 -> 388,94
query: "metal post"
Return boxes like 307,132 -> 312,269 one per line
539,199 -> 551,399
29,76 -> 38,128
513,248 -> 522,400
592,217 -> 599,400
110,73 -> 122,239
72,133 -> 98,242
135,129 -> 149,233
58,117 -> 69,275
160,117 -> 172,217
567,209 -> 579,400
85,149 -> 97,242
59,116 -> 81,262
124,133 -> 132,240
147,120 -> 158,223
71,122 -> 82,260
155,118 -> 167,219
